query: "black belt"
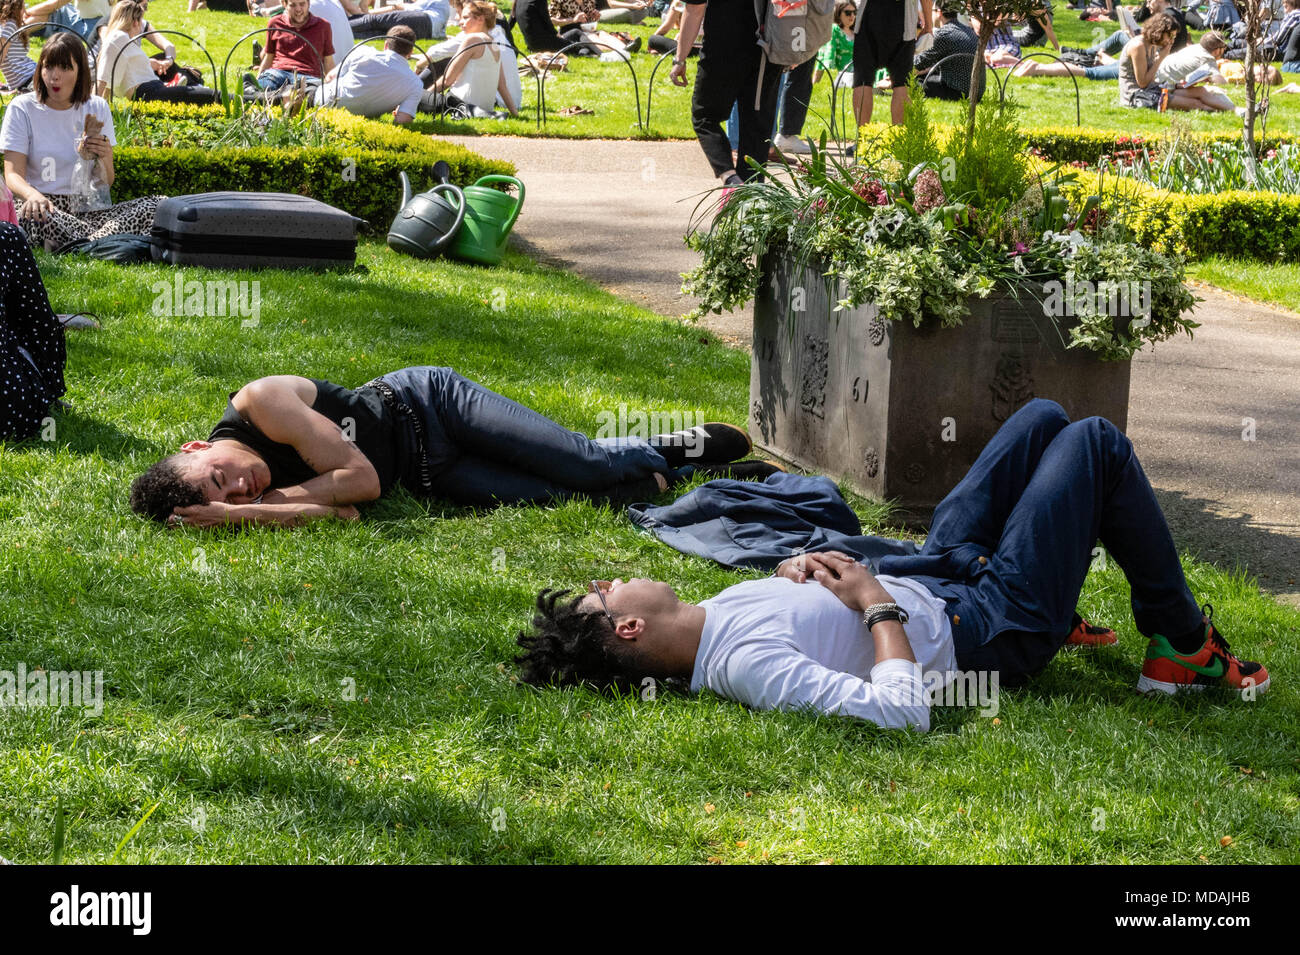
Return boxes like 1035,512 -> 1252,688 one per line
362,378 -> 434,493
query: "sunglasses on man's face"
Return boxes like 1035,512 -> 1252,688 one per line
589,580 -> 617,630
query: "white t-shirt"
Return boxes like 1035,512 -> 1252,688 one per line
0,94 -> 115,196
692,575 -> 957,731
311,0 -> 356,56
1155,45 -> 1217,87
904,0 -> 921,42
98,28 -> 157,98
321,46 -> 423,117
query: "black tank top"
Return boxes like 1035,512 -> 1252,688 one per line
208,379 -> 399,495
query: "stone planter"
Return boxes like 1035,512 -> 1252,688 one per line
749,255 -> 1133,519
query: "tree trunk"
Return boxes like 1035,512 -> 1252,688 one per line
1243,1 -> 1260,186
967,26 -> 993,140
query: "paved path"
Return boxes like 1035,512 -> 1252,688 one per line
445,135 -> 1300,606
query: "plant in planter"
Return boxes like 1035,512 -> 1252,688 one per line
683,91 -> 1198,511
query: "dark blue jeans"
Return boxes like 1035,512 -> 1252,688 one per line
906,399 -> 1203,681
377,366 -> 669,506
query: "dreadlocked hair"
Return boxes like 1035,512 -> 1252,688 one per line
129,453 -> 205,522
515,588 -> 646,692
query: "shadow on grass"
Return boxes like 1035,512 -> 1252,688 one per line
1154,486 -> 1300,602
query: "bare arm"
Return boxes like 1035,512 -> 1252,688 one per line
234,376 -> 383,506
4,153 -> 48,205
497,67 -> 517,115
173,500 -> 361,528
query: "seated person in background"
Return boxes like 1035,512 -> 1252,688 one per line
646,0 -> 699,56
1,33 -> 163,250
597,0 -> 649,23
1059,0 -> 1186,62
414,6 -> 522,111
40,0 -> 108,53
1155,30 -> 1227,85
513,0 -> 638,55
517,400 -> 1271,731
980,15 -> 1021,67
418,0 -> 517,115
913,2 -> 979,99
1012,1 -> 1058,50
2,0 -> 72,91
813,0 -> 855,83
1220,0 -> 1297,60
129,364 -> 760,528
1119,12 -> 1235,111
1205,0 -> 1240,28
346,0 -> 450,40
316,23 -> 421,120
1077,0 -> 1117,21
248,0 -> 335,96
310,0 -> 357,56
0,221 -> 66,441
97,0 -> 219,102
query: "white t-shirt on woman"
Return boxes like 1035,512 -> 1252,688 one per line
0,93 -> 116,195
98,28 -> 157,98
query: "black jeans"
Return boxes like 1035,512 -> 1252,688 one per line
692,41 -> 781,180
376,366 -> 670,506
778,56 -> 816,136
133,79 -> 220,104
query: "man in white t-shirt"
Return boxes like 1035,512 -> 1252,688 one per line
517,400 -> 1273,730
316,25 -> 423,121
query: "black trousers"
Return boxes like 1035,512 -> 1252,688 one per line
0,223 -> 65,440
691,42 -> 781,181
133,79 -> 220,104
921,72 -> 964,100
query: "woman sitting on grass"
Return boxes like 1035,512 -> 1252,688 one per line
418,0 -> 516,116
96,0 -> 219,103
1118,13 -> 1235,112
1,0 -> 71,91
0,32 -> 164,250
129,366 -> 769,528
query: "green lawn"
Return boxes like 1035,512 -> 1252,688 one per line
1,241 -> 1297,863
1190,257 -> 1300,313
99,3 -> 1300,140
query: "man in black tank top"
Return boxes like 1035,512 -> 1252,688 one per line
128,365 -> 763,528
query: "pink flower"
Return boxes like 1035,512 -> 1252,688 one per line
852,175 -> 891,206
912,168 -> 946,213
1010,241 -> 1028,256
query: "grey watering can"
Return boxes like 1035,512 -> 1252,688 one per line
387,161 -> 466,259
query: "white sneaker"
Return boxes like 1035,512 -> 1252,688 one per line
774,133 -> 812,155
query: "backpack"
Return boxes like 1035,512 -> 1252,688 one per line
752,0 -> 837,105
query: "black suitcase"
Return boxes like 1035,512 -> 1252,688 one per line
150,192 -> 364,269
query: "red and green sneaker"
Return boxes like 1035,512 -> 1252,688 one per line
1137,605 -> 1270,698
1066,614 -> 1118,647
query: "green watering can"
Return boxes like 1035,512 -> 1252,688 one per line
446,174 -> 525,266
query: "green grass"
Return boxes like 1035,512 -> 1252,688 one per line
1,240 -> 1298,863
1189,257 -> 1300,313
82,3 -> 1300,140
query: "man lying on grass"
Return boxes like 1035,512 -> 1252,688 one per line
129,365 -> 772,528
517,400 -> 1271,730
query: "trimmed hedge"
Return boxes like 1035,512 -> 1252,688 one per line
0,100 -> 513,230
1022,124 -> 1297,165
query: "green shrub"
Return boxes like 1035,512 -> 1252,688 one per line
1022,125 -> 1297,165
